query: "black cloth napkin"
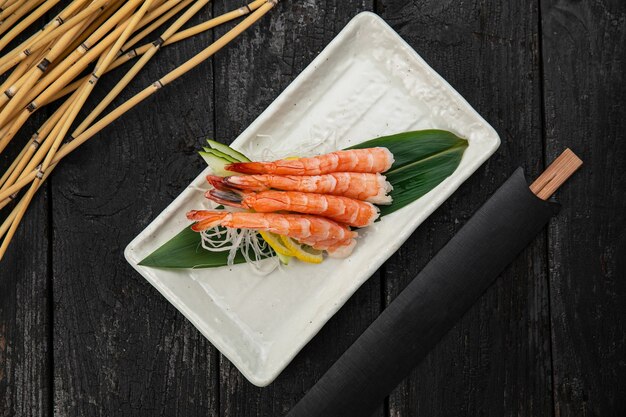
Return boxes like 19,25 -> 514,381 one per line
287,168 -> 559,417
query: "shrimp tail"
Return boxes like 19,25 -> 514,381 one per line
225,162 -> 266,174
326,239 -> 357,258
206,175 -> 231,191
222,175 -> 268,191
205,189 -> 245,208
186,210 -> 228,231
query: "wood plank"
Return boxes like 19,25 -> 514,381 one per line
540,0 -> 626,415
211,2 -> 385,416
0,12 -> 53,417
0,133 -> 50,417
49,5 -> 220,416
377,0 -> 553,415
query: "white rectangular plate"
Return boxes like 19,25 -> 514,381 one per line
125,12 -> 500,387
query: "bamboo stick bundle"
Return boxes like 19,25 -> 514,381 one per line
3,1 -> 153,181
0,39 -> 51,111
0,0 -> 138,109
0,95 -> 74,201
0,14 -> 97,143
0,0 -> 279,261
0,0 -> 111,73
0,0 -> 59,51
0,0 -> 12,14
0,21 -> 88,151
72,0 -> 212,137
46,0 -> 267,105
0,1 -> 96,115
3,0 -> 260,159
121,0 -> 195,53
0,0 -> 109,59
0,0 -> 157,256
0,2 -> 165,174
74,0 -> 270,134
0,0 -> 184,147
0,73 -> 87,204
0,0 -> 29,19
59,0 -> 127,60
0,0 -> 45,37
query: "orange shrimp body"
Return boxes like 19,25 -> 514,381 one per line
219,172 -> 393,205
186,210 -> 357,256
310,237 -> 357,258
225,147 -> 394,176
206,189 -> 379,228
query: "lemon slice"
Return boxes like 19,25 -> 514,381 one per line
279,236 -> 324,264
259,231 -> 293,264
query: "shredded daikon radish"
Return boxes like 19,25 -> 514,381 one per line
200,226 -> 279,275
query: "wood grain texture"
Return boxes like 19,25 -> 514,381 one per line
540,0 -> 626,415
0,12 -> 52,417
377,0 -> 553,416
0,146 -> 50,417
2,2 -> 625,416
211,1 -> 384,417
49,5 -> 220,417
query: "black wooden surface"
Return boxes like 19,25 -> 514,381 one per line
1,1 -> 624,416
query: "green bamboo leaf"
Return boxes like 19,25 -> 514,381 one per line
381,145 -> 466,215
138,226 -> 247,268
139,130 -> 468,268
347,129 -> 467,171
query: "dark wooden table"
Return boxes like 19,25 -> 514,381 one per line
1,1 -> 625,416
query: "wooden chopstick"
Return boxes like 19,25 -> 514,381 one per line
530,148 -> 583,200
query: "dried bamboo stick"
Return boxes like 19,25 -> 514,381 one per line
0,40 -> 53,112
74,0 -> 211,137
0,0 -> 93,73
0,159 -> 53,238
45,0 -> 267,105
2,0 -> 28,10
0,139 -> 29,187
121,0 -> 193,53
0,49 -> 40,110
22,0 -> 110,53
0,3 -> 131,147
0,173 -> 40,258
0,0 -> 277,208
0,0 -> 182,142
0,86 -> 80,231
0,83 -> 85,231
0,0 -> 27,14
0,0 -> 60,51
0,0 -> 30,21
0,93 -> 74,194
17,0 -> 141,96
0,0 -> 45,37
61,0 -> 127,59
4,53 -> 111,196
0,0 -> 12,12
0,0 -> 158,260
3,0 -> 26,8
10,1 -> 155,192
0,22 -> 87,151
0,0 -> 137,100
0,9 -> 92,125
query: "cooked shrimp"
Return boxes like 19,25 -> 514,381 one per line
205,188 -> 379,228
225,147 -> 394,176
310,237 -> 357,258
186,210 -> 357,256
210,172 -> 393,205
